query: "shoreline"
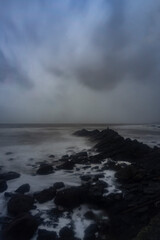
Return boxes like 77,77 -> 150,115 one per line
0,128 -> 160,239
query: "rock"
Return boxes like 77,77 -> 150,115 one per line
75,152 -> 88,158
57,161 -> 75,170
59,226 -> 74,240
53,182 -> 65,190
5,152 -> 13,155
3,213 -> 39,240
0,172 -> 20,181
84,211 -> 96,220
54,186 -> 87,208
15,184 -> 30,194
74,129 -> 99,137
84,224 -> 98,240
0,180 -> 7,193
34,187 -> 56,203
60,155 -> 70,161
48,155 -> 55,158
4,192 -> 14,199
37,229 -> 57,240
115,165 -> 137,182
7,194 -> 34,216
36,164 -> 53,175
80,175 -> 92,181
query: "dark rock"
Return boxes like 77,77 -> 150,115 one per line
115,165 -> 137,181
0,172 -> 20,181
59,226 -> 74,240
53,182 -> 65,190
34,187 -> 56,203
15,184 -> 30,194
48,155 -> 55,158
75,152 -> 88,158
3,213 -> 39,240
54,186 -> 87,208
84,211 -> 96,220
36,164 -> 53,175
57,161 -> 75,170
7,194 -> 34,216
80,175 -> 92,181
84,224 -> 98,240
37,229 -> 57,240
0,180 -> 7,193
60,155 -> 70,161
5,152 -> 13,155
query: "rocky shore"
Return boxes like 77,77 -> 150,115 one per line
0,128 -> 160,240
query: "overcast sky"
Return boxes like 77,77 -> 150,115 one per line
0,0 -> 160,123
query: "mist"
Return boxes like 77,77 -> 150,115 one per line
0,0 -> 160,123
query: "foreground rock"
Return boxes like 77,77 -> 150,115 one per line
34,187 -> 56,203
36,164 -> 54,175
3,213 -> 39,240
15,184 -> 30,194
7,194 -> 34,216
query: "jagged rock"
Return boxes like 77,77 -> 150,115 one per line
37,229 -> 58,240
57,161 -> 75,170
36,164 -> 53,175
3,213 -> 39,240
0,180 -> 7,193
15,184 -> 30,194
7,194 -> 34,216
34,187 -> 56,203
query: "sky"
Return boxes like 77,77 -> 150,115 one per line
0,0 -> 160,123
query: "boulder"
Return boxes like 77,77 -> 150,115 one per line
3,213 -> 39,240
57,161 -> 75,170
54,186 -> 87,208
37,229 -> 57,240
7,194 -> 34,216
0,172 -> 20,181
15,184 -> 30,194
0,180 -> 7,193
34,187 -> 56,203
36,164 -> 53,175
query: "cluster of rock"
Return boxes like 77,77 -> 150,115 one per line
0,128 -> 160,240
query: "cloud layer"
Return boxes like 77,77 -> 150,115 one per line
0,0 -> 160,123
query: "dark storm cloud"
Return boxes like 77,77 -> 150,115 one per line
0,0 -> 160,123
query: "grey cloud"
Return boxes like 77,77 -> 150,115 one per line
0,50 -> 32,88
